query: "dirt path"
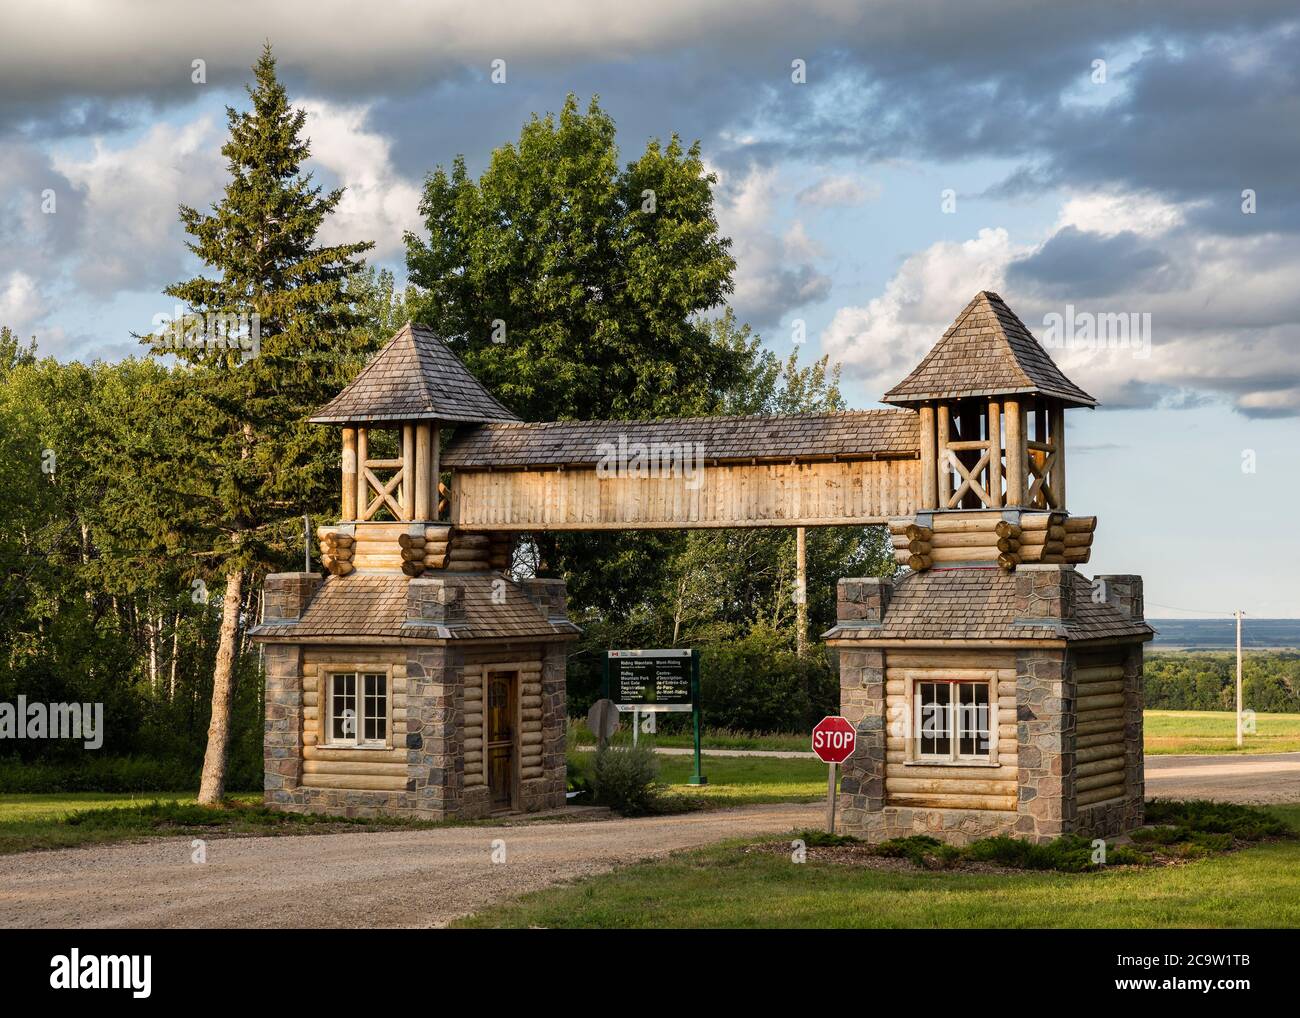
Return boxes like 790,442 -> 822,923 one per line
1145,752 -> 1300,804
0,802 -> 819,929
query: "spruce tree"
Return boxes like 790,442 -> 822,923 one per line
153,44 -> 372,802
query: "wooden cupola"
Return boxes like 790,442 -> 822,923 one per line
883,291 -> 1096,513
310,323 -> 520,522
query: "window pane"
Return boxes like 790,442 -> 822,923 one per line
958,682 -> 990,756
331,673 -> 356,741
363,673 -> 387,742
918,682 -> 951,756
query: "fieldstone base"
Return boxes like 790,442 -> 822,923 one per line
843,807 -> 1019,847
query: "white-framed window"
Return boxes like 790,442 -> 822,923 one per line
327,671 -> 389,747
913,679 -> 993,762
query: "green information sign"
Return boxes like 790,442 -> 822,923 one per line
603,648 -> 706,785
607,649 -> 693,711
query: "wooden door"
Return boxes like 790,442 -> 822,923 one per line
486,671 -> 516,811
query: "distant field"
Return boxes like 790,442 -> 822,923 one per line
1148,618 -> 1300,650
1144,710 -> 1300,755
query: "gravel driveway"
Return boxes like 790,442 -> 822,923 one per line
0,802 -> 820,929
1144,752 -> 1300,804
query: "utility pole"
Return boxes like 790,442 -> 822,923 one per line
795,527 -> 808,656
1235,610 -> 1245,748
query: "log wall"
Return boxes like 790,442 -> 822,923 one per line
460,646 -> 546,791
883,649 -> 1018,811
1071,649 -> 1129,808
300,648 -> 408,791
449,457 -> 920,530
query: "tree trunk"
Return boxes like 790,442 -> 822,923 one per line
198,571 -> 244,804
796,527 -> 808,657
169,611 -> 180,700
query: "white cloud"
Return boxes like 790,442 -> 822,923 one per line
52,116 -> 223,297
821,227 -> 1024,394
301,99 -> 423,260
1055,190 -> 1186,238
822,194 -> 1300,415
0,271 -> 46,333
714,164 -> 832,330
795,174 -> 880,208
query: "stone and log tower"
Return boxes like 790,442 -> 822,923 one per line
825,292 -> 1152,844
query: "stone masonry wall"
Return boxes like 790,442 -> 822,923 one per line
1014,647 -> 1073,842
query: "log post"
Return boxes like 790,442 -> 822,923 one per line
341,427 -> 358,521
414,423 -> 432,520
936,404 -> 952,508
988,399 -> 1003,508
401,423 -> 416,521
355,427 -> 369,521
1004,399 -> 1023,506
1050,402 -> 1066,510
919,405 -> 937,509
431,424 -> 441,520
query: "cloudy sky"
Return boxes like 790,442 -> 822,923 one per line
3,1 -> 1298,616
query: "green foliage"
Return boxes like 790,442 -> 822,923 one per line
964,834 -> 1102,872
797,803 -> 1295,873
698,625 -> 837,732
1144,798 -> 1292,840
0,756 -> 198,794
406,93 -> 744,423
565,748 -> 593,800
591,745 -> 661,815
796,829 -> 862,847
142,43 -> 375,581
1145,652 -> 1300,713
874,834 -> 964,868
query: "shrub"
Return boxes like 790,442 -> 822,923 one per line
965,834 -> 1099,872
796,828 -> 861,847
1144,799 -> 1291,840
875,835 -> 962,868
0,755 -> 205,794
591,745 -> 661,816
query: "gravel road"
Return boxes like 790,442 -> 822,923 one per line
0,802 -> 820,929
1,753 -> 1295,930
1144,752 -> 1300,804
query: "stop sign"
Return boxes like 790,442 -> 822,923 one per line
811,715 -> 857,763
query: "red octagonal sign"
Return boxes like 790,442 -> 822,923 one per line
811,715 -> 857,763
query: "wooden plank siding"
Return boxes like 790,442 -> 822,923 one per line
449,457 -> 920,530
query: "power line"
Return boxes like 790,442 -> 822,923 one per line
1145,601 -> 1235,617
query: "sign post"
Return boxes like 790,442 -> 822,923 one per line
811,715 -> 857,834
606,648 -> 705,785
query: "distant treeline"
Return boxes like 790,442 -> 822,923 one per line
1145,652 -> 1300,713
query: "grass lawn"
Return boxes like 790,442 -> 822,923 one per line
568,720 -> 807,753
1144,710 -> 1300,754
456,805 -> 1300,929
571,711 -> 1300,757
0,795 -> 456,855
0,791 -> 259,823
654,754 -> 825,809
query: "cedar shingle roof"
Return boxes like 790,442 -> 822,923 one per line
310,323 -> 521,425
883,292 -> 1097,408
823,569 -> 1153,643
442,410 -> 919,469
250,574 -> 578,641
